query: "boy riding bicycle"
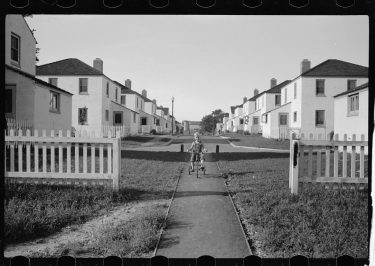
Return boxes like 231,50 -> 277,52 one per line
187,132 -> 207,172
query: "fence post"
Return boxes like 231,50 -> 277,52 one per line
112,131 -> 121,192
289,132 -> 295,189
289,132 -> 299,194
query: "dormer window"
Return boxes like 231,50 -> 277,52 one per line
11,33 -> 20,65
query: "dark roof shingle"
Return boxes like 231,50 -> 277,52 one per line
36,58 -> 103,76
301,59 -> 368,77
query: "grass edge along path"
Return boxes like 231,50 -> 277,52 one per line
218,158 -> 368,258
222,133 -> 290,150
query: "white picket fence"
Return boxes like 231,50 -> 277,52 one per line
289,132 -> 368,194
102,125 -> 134,138
6,118 -> 33,135
250,125 -> 262,134
4,129 -> 121,191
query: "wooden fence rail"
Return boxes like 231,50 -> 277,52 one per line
4,129 -> 121,191
289,132 -> 368,194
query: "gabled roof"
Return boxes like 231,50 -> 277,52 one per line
301,59 -> 368,77
6,64 -> 72,95
114,80 -> 145,99
36,58 -> 103,76
334,82 -> 369,98
266,80 -> 292,94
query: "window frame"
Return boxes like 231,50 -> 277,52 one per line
115,88 -> 118,101
275,94 -> 281,106
78,108 -> 88,125
79,78 -> 88,94
315,110 -> 325,127
106,82 -> 109,98
49,91 -> 60,113
133,112 -> 136,123
253,116 -> 259,125
5,84 -> 16,118
348,93 -> 359,116
316,79 -> 325,96
10,33 -> 21,66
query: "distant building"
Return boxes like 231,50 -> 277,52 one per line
182,120 -> 201,135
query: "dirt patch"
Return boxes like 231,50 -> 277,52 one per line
4,199 -> 169,258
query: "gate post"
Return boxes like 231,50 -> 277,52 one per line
289,132 -> 299,194
112,131 -> 121,192
180,144 -> 184,152
216,145 -> 219,153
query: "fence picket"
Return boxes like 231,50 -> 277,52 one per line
51,130 -> 55,173
91,131 -> 95,173
99,144 -> 104,174
75,136 -> 79,174
42,130 -> 47,173
34,130 -> 39,173
18,130 -> 23,172
351,134 -> 356,178
343,134 -> 347,178
360,134 -> 365,179
325,146 -> 330,178
299,144 -> 304,176
67,142 -> 71,174
333,134 -> 338,178
107,143 -> 112,174
59,131 -> 63,173
26,130 -> 31,172
10,129 -> 15,172
317,134 -> 322,177
83,143 -> 88,174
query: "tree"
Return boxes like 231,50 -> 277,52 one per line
211,109 -> 225,124
200,115 -> 216,133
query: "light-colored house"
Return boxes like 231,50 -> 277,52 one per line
279,59 -> 368,137
36,58 -> 139,135
242,89 -> 262,134
333,82 -> 369,141
5,15 -> 72,134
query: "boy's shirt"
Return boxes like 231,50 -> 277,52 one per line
190,140 -> 204,153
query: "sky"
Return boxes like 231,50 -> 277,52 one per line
25,15 -> 369,122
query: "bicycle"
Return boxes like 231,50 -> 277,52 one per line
187,149 -> 207,178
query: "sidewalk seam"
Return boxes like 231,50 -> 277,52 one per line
152,166 -> 183,257
216,162 -> 253,256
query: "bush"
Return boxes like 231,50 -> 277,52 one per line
244,131 -> 250,135
150,129 -> 156,135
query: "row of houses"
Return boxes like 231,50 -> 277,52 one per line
5,15 -> 181,136
223,59 -> 369,140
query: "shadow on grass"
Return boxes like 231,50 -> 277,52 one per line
174,191 -> 229,198
116,187 -> 174,201
121,151 -> 289,162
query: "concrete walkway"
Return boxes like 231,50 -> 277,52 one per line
155,162 -> 251,258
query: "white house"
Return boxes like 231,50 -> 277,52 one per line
333,82 -> 370,141
5,15 -> 72,134
279,59 -> 368,138
242,89 -> 262,134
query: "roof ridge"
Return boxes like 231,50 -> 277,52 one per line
37,58 -> 78,68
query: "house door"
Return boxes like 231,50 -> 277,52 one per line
279,113 -> 289,139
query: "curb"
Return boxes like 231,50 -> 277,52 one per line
216,162 -> 253,256
152,166 -> 183,257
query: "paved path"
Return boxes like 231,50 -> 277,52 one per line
155,161 -> 251,258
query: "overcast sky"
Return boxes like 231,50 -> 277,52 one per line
25,15 -> 368,122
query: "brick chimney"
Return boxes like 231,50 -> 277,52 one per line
301,59 -> 311,74
271,78 -> 277,88
254,89 -> 259,96
153,99 -> 156,104
243,97 -> 247,103
142,89 -> 147,98
125,79 -> 131,89
93,58 -> 103,73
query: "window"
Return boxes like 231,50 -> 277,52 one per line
133,113 -> 136,123
294,83 -> 297,99
121,95 -> 126,105
156,119 -> 160,126
105,110 -> 109,121
240,118 -> 244,125
253,117 -> 259,125
284,88 -> 288,104
115,88 -> 118,101
293,111 -> 297,122
275,95 -> 281,106
347,80 -> 357,91
114,112 -> 123,124
5,85 -> 15,117
348,93 -> 359,116
78,108 -> 88,125
106,82 -> 109,97
316,79 -> 325,96
136,98 -> 139,108
141,117 -> 147,125
49,78 -> 58,87
262,114 -> 267,123
315,110 -> 325,126
11,33 -> 20,64
79,78 -> 88,94
49,91 -> 60,112
279,114 -> 288,126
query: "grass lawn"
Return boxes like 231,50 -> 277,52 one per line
218,157 -> 368,258
223,133 -> 290,150
122,136 -> 172,148
5,154 -> 184,257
